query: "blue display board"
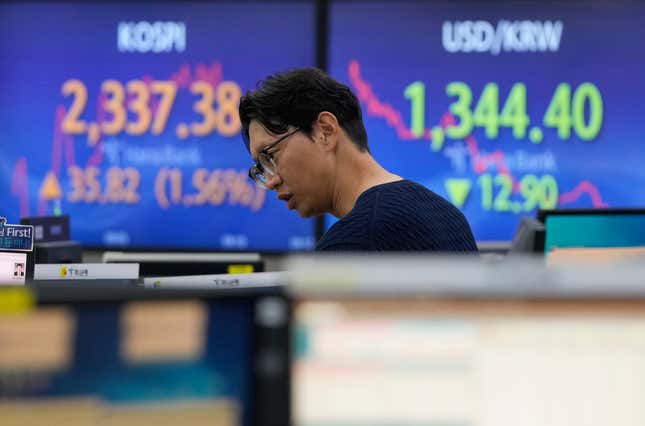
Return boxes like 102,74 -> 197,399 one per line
328,1 -> 645,241
0,1 -> 316,250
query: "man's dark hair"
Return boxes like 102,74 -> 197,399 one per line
239,68 -> 369,152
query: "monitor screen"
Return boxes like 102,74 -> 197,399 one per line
542,210 -> 645,254
294,298 -> 645,426
0,1 -> 316,251
326,0 -> 645,240
0,290 -> 290,426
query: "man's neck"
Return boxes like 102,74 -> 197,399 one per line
330,151 -> 402,218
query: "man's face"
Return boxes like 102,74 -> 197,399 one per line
248,121 -> 333,217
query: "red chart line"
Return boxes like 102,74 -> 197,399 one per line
10,158 -> 29,218
11,62 -> 224,216
347,59 -> 609,208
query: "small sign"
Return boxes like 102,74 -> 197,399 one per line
227,264 -> 255,274
0,217 -> 34,252
34,263 -> 139,280
143,271 -> 287,289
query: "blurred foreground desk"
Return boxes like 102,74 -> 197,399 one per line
288,255 -> 645,426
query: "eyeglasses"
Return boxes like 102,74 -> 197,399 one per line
248,128 -> 300,189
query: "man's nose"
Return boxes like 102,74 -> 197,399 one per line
265,173 -> 282,190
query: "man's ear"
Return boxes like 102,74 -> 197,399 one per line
316,111 -> 340,151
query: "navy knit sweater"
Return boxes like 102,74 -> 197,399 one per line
316,180 -> 478,252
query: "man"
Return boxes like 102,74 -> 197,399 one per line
239,68 -> 478,252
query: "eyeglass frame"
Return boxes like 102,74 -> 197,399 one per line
248,127 -> 300,188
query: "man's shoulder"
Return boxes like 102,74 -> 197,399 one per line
316,179 -> 478,252
315,209 -> 374,251
364,179 -> 443,200
370,179 -> 459,217
330,179 -> 466,231
369,180 -> 478,251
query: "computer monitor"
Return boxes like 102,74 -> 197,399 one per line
508,216 -> 545,254
537,208 -> 645,254
19,215 -> 82,264
293,296 -> 645,426
0,286 -> 290,426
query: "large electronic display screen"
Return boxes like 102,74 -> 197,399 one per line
0,1 -> 316,250
328,0 -> 645,241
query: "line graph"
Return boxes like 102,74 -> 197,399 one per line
10,61 -> 224,218
10,158 -> 29,218
347,59 -> 609,208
